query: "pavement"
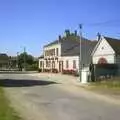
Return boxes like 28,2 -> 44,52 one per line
0,73 -> 120,120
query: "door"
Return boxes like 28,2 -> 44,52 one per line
59,61 -> 63,72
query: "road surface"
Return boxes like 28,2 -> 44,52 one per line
0,73 -> 120,120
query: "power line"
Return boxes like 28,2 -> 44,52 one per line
81,19 -> 120,27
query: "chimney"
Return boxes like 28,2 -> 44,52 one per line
58,35 -> 61,40
97,32 -> 101,41
65,29 -> 70,37
58,35 -> 62,43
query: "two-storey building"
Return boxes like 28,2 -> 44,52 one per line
39,32 -> 97,73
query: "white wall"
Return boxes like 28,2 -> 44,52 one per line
93,55 -> 115,64
61,56 -> 79,70
38,58 -> 44,69
93,37 -> 115,64
43,43 -> 61,70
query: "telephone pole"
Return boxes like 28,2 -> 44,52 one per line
24,47 -> 26,71
79,24 -> 82,82
16,52 -> 19,69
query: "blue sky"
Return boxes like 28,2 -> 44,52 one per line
0,0 -> 120,56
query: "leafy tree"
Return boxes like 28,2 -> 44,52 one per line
18,52 -> 34,70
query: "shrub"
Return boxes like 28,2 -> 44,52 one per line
52,69 -> 58,73
43,69 -> 51,72
38,68 -> 42,72
26,63 -> 38,71
62,69 -> 77,75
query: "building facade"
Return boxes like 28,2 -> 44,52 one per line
92,36 -> 120,64
91,36 -> 120,78
39,33 -> 96,74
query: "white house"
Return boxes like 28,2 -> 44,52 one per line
92,36 -> 120,64
91,35 -> 120,77
39,32 -> 96,74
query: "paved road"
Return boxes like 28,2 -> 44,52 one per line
0,73 -> 120,120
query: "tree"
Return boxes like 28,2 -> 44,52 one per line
18,52 -> 34,70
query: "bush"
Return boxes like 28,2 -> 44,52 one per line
62,69 -> 77,75
43,69 -> 51,72
38,68 -> 42,72
25,63 -> 38,71
52,69 -> 58,73
42,69 -> 58,73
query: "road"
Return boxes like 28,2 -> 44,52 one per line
0,73 -> 120,120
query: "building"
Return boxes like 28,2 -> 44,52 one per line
0,53 -> 9,70
39,32 -> 97,74
91,35 -> 120,79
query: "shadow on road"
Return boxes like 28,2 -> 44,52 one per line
0,79 -> 57,87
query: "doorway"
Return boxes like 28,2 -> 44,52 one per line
59,61 -> 63,72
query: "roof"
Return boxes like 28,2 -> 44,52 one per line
104,36 -> 120,55
62,40 -> 97,56
61,40 -> 97,66
44,40 -> 61,47
0,53 -> 8,59
44,35 -> 83,47
0,53 -> 9,63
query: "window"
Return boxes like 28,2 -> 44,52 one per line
46,60 -> 51,67
51,49 -> 55,56
48,61 -> 51,67
40,61 -> 42,67
52,61 -> 55,68
56,48 -> 59,56
44,51 -> 46,56
53,49 -> 55,56
66,60 -> 69,69
46,60 -> 48,67
73,60 -> 76,69
45,50 -> 48,56
102,47 -> 104,50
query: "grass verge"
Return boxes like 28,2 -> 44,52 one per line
87,77 -> 120,95
0,87 -> 21,120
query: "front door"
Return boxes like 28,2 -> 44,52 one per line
52,61 -> 55,69
59,61 -> 63,72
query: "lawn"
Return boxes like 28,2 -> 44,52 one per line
0,87 -> 21,120
88,77 -> 120,95
91,77 -> 120,88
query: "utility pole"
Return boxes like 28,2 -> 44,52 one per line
79,24 -> 82,82
17,52 -> 19,69
24,47 -> 26,71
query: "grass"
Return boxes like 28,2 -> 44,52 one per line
0,87 -> 21,120
91,77 -> 120,88
87,77 -> 120,95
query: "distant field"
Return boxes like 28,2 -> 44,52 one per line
0,87 -> 21,120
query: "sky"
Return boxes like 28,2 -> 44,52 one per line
1,0 -> 120,57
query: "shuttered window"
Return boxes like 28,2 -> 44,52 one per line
73,60 -> 76,69
66,60 -> 69,68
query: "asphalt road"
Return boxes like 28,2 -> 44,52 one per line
0,73 -> 120,120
